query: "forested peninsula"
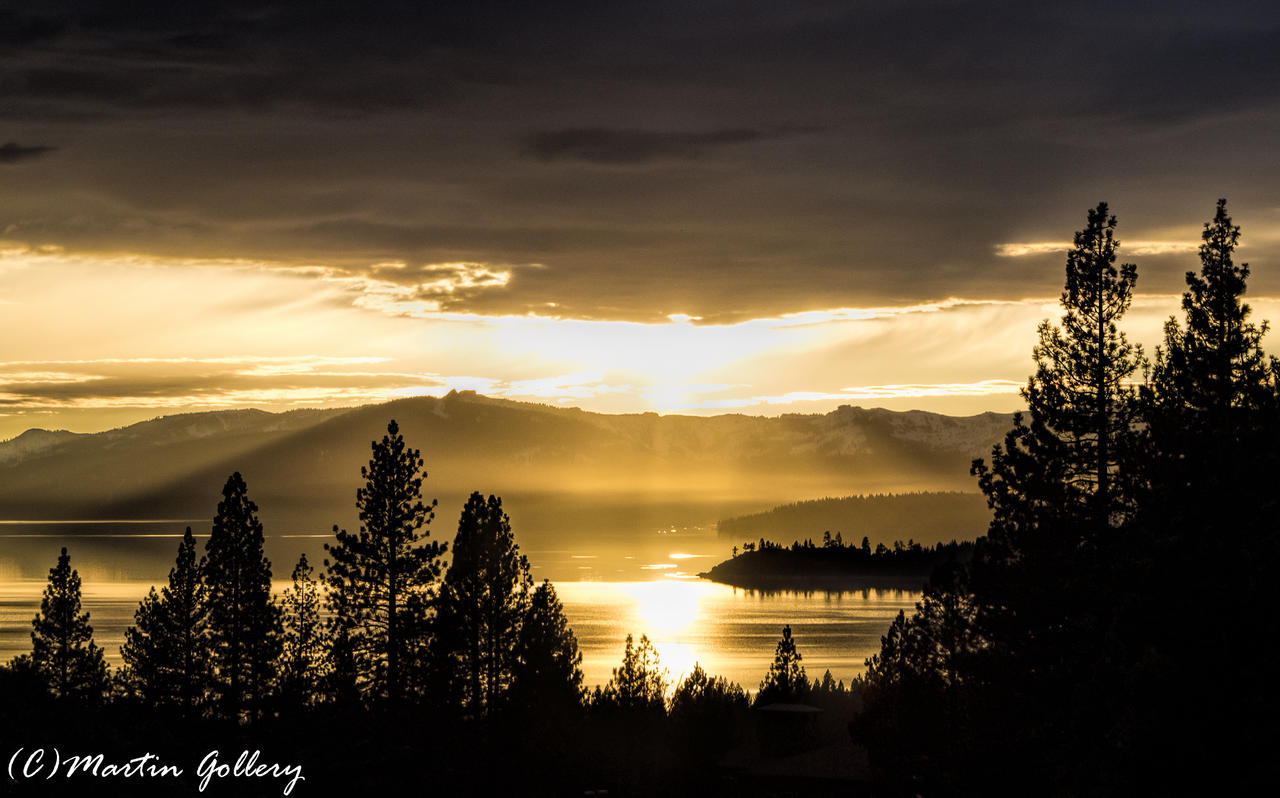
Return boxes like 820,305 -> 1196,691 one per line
701,535 -> 974,591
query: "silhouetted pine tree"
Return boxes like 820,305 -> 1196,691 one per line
1142,199 -> 1277,574
1143,199 -> 1278,542
862,562 -> 975,691
504,579 -> 585,784
1128,199 -> 1280,789
511,579 -> 584,712
856,204 -> 1148,794
970,205 -> 1146,788
121,527 -> 209,714
203,472 -> 281,721
971,206 -> 1139,640
584,634 -> 669,793
591,633 -> 667,715
813,669 -> 844,694
323,420 -> 445,706
1151,199 -> 1274,425
432,492 -> 531,717
975,201 -> 1143,542
30,547 -> 107,701
755,625 -> 809,706
278,553 -> 325,710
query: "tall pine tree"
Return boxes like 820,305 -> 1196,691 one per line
1143,198 -> 1276,548
203,472 -> 281,721
511,579 -> 584,713
857,203 -> 1147,793
755,624 -> 809,706
324,420 -> 446,705
1129,199 -> 1280,789
1151,198 -> 1274,426
121,527 -> 209,714
975,203 -> 1144,787
433,492 -> 532,717
1143,199 -> 1278,535
30,547 -> 108,701
977,202 -> 1143,537
968,204 -> 1143,666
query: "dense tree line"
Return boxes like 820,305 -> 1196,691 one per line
853,199 -> 1280,795
704,534 -> 973,590
0,420 -> 864,795
26,420 -> 580,721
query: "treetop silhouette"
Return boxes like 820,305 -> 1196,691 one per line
434,491 -> 532,717
324,419 -> 446,705
756,624 -> 809,706
120,527 -> 209,714
203,471 -> 280,721
30,546 -> 107,701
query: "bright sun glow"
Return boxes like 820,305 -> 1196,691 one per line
613,581 -> 721,688
7,245 -> 1280,440
557,580 -> 724,691
620,580 -> 709,637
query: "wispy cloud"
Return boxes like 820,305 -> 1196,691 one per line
769,298 -> 1027,327
0,356 -> 390,370
996,240 -> 1200,257
0,356 -> 444,410
839,380 -> 1025,399
502,372 -> 627,400
0,244 -> 521,319
680,380 -> 1026,410
324,262 -> 516,317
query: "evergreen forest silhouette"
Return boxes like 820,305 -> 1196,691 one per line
704,534 -> 975,592
1,198 -> 1277,795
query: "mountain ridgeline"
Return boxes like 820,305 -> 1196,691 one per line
0,394 -> 1011,534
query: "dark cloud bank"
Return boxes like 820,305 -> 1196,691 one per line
0,142 -> 54,163
523,128 -> 777,164
3,1 -> 1280,321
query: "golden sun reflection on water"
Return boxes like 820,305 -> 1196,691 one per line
622,579 -> 710,637
553,579 -> 919,692
559,580 -> 718,689
1,566 -> 921,695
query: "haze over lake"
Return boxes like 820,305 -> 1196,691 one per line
0,522 -> 920,689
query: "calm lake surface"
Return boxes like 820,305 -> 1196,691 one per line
0,522 -> 921,690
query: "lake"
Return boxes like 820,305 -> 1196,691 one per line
0,522 -> 921,690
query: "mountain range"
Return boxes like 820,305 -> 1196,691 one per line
0,392 -> 1011,538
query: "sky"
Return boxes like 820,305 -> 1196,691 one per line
3,0 -> 1280,438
